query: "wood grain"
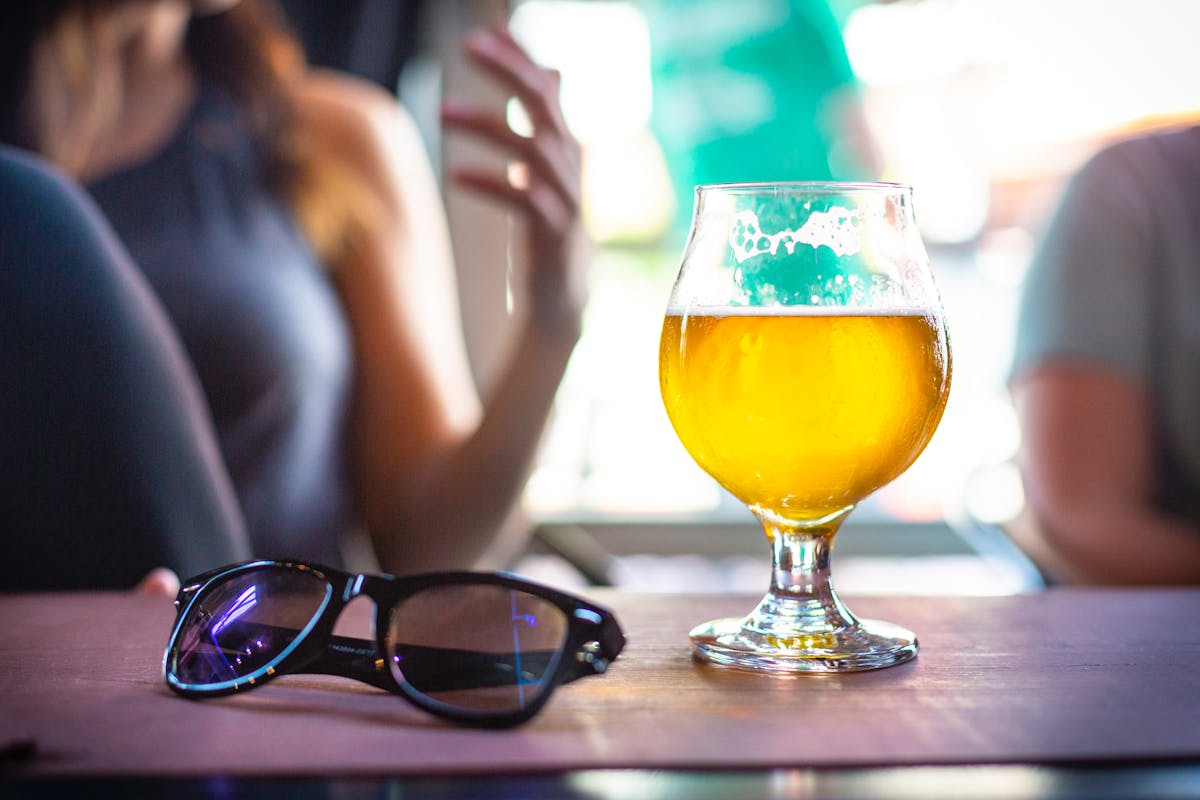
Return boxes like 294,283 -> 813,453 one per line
1,588 -> 1198,777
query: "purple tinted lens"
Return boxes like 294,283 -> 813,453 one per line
168,566 -> 330,689
386,584 -> 568,714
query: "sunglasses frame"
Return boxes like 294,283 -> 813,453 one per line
163,559 -> 625,727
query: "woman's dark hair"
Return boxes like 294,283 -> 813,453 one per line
187,1 -> 307,199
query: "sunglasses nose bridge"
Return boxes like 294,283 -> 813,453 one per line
339,573 -> 399,615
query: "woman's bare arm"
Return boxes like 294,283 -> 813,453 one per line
1013,363 -> 1200,584
294,28 -> 585,575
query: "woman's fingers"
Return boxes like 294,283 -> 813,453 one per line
461,28 -> 569,139
441,102 -> 579,210
449,167 -> 571,233
443,25 -> 582,233
446,23 -> 589,328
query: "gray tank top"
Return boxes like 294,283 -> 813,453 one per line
88,81 -> 356,566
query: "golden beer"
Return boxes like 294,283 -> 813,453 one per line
659,307 -> 951,524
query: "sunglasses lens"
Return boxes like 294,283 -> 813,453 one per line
386,584 -> 569,715
167,565 -> 331,690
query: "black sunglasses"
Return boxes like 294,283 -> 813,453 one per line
163,559 -> 625,727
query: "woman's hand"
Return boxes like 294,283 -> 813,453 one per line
440,24 -> 588,338
304,28 -> 588,572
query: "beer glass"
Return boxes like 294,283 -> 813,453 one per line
658,182 -> 951,673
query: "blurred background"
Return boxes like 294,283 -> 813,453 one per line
292,0 -> 1200,594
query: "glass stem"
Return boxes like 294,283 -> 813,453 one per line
743,512 -> 858,637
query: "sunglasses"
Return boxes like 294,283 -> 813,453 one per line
163,559 -> 625,727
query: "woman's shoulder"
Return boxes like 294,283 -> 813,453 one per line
289,70 -> 427,185
294,70 -> 410,126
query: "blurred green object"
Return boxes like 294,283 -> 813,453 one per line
647,0 -> 868,235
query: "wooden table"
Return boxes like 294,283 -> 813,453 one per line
3,588 -> 1200,798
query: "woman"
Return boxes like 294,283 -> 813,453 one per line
0,0 -> 585,587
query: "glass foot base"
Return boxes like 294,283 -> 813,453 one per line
689,616 -> 917,674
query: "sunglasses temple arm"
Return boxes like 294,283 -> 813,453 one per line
394,645 -> 560,693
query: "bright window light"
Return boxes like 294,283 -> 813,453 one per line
510,1 -> 653,144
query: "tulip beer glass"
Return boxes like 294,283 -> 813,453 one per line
659,182 -> 951,673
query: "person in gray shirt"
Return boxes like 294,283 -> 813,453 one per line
1010,126 -> 1200,584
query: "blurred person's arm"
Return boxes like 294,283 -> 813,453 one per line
1013,365 -> 1200,584
293,26 -> 584,575
0,146 -> 251,591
